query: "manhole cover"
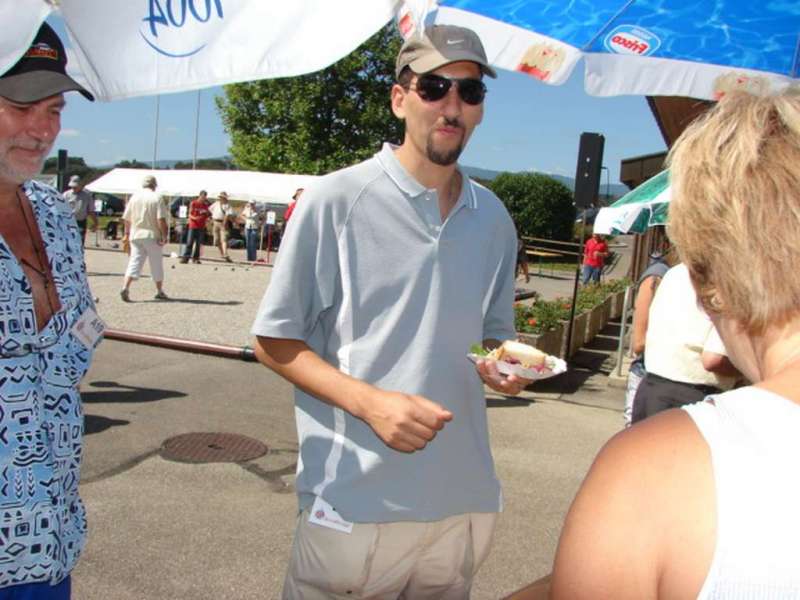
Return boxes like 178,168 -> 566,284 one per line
161,432 -> 268,463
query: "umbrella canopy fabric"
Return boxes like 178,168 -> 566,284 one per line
3,0 -> 398,101
5,2 -> 798,102
593,170 -> 670,235
403,0 -> 799,101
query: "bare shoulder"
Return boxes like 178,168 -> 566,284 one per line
550,409 -> 715,599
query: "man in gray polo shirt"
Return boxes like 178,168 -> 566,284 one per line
252,24 -> 530,599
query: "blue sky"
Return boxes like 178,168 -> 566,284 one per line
49,20 -> 666,186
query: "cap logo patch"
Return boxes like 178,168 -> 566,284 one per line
25,43 -> 59,61
446,39 -> 464,45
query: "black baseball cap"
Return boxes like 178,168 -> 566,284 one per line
0,22 -> 94,103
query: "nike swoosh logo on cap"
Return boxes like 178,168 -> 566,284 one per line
446,39 -> 464,45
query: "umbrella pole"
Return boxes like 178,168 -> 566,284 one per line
563,217 -> 586,359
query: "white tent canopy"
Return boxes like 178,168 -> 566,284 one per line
86,168 -> 318,205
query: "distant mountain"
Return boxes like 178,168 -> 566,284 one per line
154,159 -> 179,168
462,165 -> 629,199
114,159 -> 629,197
462,165 -> 504,182
152,156 -> 233,169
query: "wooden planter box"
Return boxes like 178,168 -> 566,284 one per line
518,322 -> 565,357
609,290 -> 626,320
600,296 -> 612,328
586,304 -> 605,342
561,312 -> 588,357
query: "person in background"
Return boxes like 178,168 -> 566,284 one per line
623,234 -> 673,426
240,199 -> 262,261
630,261 -> 739,423
543,91 -> 800,598
170,194 -> 192,250
209,190 -> 234,262
282,187 -> 303,225
63,174 -> 97,245
0,22 -> 101,599
516,232 -> 530,283
252,24 -> 529,599
180,189 -> 210,264
581,231 -> 608,284
120,175 -> 169,301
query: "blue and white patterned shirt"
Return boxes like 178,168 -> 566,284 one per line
0,181 -> 100,588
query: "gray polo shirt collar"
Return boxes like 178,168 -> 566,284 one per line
375,143 -> 478,211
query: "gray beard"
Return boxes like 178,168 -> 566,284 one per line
0,141 -> 49,185
0,161 -> 36,186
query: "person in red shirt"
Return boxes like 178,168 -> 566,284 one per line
581,232 -> 609,284
180,190 -> 211,264
283,187 -> 303,224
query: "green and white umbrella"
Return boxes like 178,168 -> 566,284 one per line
593,170 -> 670,235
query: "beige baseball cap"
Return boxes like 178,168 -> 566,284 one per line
395,25 -> 496,79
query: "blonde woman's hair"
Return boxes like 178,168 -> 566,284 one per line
667,89 -> 800,335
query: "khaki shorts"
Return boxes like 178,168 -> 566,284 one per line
282,509 -> 497,599
212,220 -> 228,246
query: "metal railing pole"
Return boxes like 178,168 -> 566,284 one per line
615,285 -> 633,377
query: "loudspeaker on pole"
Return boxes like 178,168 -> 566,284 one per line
57,149 -> 68,191
573,133 -> 605,209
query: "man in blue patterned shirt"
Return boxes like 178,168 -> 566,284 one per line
0,22 -> 100,600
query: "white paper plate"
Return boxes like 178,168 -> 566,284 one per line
467,353 -> 568,381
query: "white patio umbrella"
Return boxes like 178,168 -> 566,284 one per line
2,0 -> 399,101
402,1 -> 800,102
593,170 -> 671,235
4,2 -> 798,102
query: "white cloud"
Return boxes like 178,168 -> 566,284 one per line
166,126 -> 179,134
99,138 -> 111,145
59,128 -> 80,137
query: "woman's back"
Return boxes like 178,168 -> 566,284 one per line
684,387 -> 800,598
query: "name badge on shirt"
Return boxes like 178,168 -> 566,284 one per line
308,496 -> 354,534
71,308 -> 106,349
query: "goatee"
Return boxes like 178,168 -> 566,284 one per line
426,117 -> 464,166
426,143 -> 463,166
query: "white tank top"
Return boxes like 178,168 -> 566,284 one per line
683,387 -> 800,598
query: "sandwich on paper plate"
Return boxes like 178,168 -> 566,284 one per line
468,340 -> 567,381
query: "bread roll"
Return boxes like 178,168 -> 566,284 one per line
489,340 -> 547,368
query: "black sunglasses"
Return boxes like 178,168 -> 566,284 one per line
410,74 -> 487,106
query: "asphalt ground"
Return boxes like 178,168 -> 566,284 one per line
71,241 -> 628,599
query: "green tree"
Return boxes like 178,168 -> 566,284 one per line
43,155 -> 87,175
489,172 -> 575,241
114,159 -> 152,169
173,158 -> 234,170
42,156 -> 109,186
216,24 -> 404,175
